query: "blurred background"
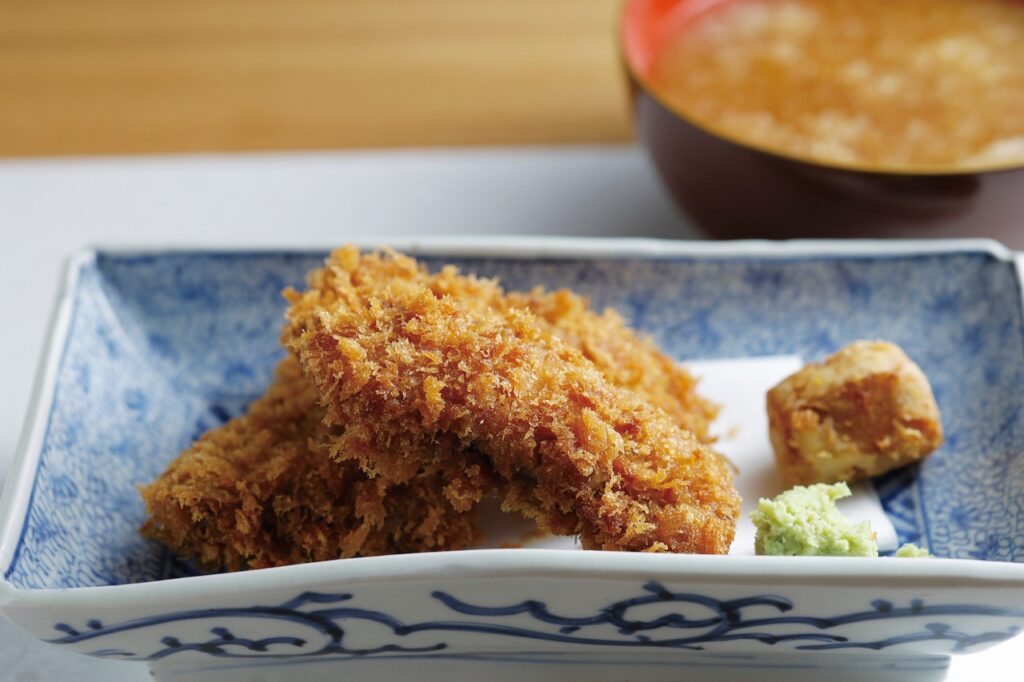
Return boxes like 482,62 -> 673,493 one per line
1,0 -> 630,156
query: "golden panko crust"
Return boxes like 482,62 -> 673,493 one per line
506,288 -> 718,443
282,247 -> 740,554
140,356 -> 479,571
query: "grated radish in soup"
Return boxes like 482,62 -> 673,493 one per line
649,0 -> 1024,170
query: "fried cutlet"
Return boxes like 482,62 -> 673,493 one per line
139,356 -> 481,571
283,247 -> 740,553
142,247 -> 726,568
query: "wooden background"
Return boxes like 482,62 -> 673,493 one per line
0,0 -> 633,157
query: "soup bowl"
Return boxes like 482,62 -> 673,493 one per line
621,0 -> 1024,243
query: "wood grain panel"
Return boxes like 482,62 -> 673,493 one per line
0,0 -> 634,156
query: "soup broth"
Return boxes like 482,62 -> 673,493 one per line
649,0 -> 1024,169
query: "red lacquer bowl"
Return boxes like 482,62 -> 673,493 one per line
621,0 -> 1024,244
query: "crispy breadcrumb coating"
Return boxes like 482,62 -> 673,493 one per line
283,247 -> 739,553
507,288 -> 718,443
140,356 -> 479,571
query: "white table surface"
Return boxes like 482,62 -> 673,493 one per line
0,145 -> 1018,679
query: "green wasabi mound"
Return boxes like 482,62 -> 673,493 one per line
751,482 -> 878,557
895,543 -> 932,558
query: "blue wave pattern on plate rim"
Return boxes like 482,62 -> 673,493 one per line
46,581 -> 1024,661
5,248 -> 1024,589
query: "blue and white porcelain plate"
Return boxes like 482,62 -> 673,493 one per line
1,238 -> 1023,682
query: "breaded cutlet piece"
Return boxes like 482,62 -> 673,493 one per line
300,247 -> 717,441
507,288 -> 718,443
283,248 -> 718,487
283,247 -> 740,553
140,356 -> 480,571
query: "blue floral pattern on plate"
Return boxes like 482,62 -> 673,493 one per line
5,247 -> 1024,589
46,581 -> 1024,661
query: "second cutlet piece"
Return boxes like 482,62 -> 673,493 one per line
283,247 -> 740,554
140,356 -> 480,571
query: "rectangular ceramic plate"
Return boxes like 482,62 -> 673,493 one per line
1,238 -> 1023,682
